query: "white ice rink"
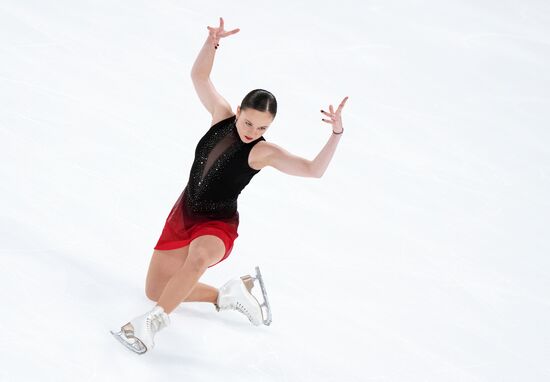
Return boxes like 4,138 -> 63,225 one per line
1,0 -> 549,381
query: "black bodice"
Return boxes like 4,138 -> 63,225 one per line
183,115 -> 265,220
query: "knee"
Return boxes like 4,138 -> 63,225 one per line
186,250 -> 211,271
146,292 -> 158,302
145,282 -> 161,302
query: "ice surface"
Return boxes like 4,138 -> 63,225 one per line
1,0 -> 549,381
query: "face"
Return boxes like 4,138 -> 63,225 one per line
235,106 -> 274,143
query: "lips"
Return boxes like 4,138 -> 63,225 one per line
244,135 -> 253,140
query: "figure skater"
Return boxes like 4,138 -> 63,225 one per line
111,17 -> 348,354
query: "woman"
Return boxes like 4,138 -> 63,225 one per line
110,17 -> 348,355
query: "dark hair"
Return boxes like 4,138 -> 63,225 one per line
240,89 -> 277,118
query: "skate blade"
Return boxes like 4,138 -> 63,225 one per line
239,266 -> 273,326
110,329 -> 147,355
254,266 -> 273,326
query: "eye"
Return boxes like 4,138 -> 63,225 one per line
246,122 -> 252,126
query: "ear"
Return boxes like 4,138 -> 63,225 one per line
236,105 -> 241,116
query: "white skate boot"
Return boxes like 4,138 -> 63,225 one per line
216,266 -> 272,326
110,305 -> 170,355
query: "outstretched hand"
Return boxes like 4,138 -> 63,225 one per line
321,96 -> 349,134
207,17 -> 240,48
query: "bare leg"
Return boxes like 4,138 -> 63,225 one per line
184,282 -> 219,304
156,235 -> 225,314
146,247 -> 219,305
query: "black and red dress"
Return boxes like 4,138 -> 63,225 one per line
154,115 -> 265,267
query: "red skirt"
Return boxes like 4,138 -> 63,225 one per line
154,189 -> 239,268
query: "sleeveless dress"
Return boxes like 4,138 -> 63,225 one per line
154,115 -> 265,267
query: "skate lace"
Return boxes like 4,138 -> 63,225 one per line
147,313 -> 166,333
234,302 -> 253,322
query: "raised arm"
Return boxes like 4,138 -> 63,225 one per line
255,97 -> 349,178
190,17 -> 240,124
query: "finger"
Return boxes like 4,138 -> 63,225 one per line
320,110 -> 336,118
329,104 -> 334,114
337,96 -> 349,111
321,119 -> 334,124
221,28 -> 240,37
338,96 -> 349,110
220,17 -> 224,29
